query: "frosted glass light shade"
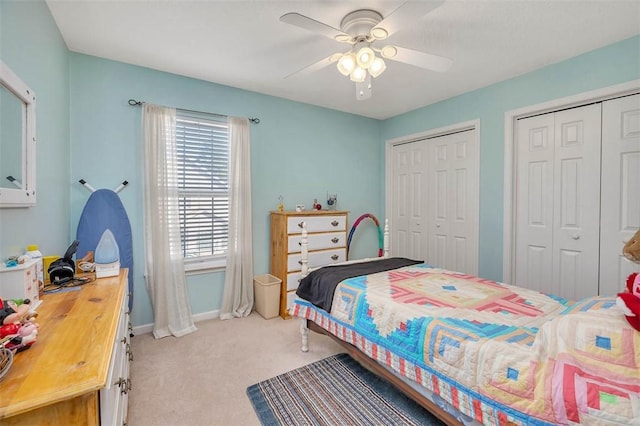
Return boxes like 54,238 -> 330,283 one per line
356,47 -> 375,69
369,57 -> 386,78
337,54 -> 356,76
381,45 -> 398,59
349,66 -> 366,82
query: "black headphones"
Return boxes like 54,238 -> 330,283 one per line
48,240 -> 79,283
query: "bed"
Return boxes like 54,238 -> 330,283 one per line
290,222 -> 640,425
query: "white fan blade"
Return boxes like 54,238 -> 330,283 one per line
385,46 -> 452,72
285,53 -> 340,79
372,0 -> 445,39
280,13 -> 350,42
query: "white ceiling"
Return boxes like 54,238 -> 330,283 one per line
45,0 -> 640,120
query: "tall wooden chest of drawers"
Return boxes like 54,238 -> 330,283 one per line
270,210 -> 348,318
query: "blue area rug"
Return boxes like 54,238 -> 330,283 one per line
247,353 -> 444,426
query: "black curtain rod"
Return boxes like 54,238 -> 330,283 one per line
128,99 -> 260,124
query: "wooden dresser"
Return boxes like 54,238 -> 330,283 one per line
270,210 -> 348,318
0,269 -> 131,425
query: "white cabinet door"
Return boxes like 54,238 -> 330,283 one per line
600,94 -> 640,295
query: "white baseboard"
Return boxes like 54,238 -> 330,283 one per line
132,309 -> 221,336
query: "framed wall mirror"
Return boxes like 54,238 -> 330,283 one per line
0,60 -> 36,207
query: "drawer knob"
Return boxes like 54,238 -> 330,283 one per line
298,221 -> 305,228
331,220 -> 339,227
331,237 -> 339,243
331,254 -> 339,261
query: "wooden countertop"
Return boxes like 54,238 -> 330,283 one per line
0,269 -> 127,419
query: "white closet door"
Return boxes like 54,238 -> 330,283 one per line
515,114 -> 555,294
427,130 -> 477,274
390,141 -> 428,260
600,94 -> 640,295
515,104 -> 601,300
552,104 -> 601,300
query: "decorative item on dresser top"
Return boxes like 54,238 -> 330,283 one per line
0,269 -> 132,426
270,210 -> 348,318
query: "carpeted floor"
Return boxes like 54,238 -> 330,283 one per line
128,313 -> 344,425
247,353 -> 445,426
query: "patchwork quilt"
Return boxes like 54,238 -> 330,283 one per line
292,264 -> 640,425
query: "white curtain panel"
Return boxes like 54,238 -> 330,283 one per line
220,117 -> 254,320
142,104 -> 197,338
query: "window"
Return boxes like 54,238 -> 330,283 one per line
175,111 -> 229,270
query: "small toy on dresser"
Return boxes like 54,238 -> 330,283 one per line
0,297 -> 39,353
616,229 -> 640,331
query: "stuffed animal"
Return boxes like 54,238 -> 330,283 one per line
0,321 -> 38,352
624,229 -> 640,263
617,229 -> 640,331
0,298 -> 31,325
617,272 -> 640,331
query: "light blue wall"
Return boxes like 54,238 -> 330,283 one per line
382,35 -> 640,282
0,0 -> 70,261
69,54 -> 382,327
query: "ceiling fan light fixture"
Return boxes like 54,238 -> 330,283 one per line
356,46 -> 375,69
370,27 -> 388,40
380,45 -> 398,59
356,73 -> 372,100
337,53 -> 356,76
350,66 -> 367,83
334,34 -> 352,43
369,57 -> 386,78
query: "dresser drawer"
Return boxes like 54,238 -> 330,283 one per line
288,231 -> 345,252
287,271 -> 302,291
287,215 -> 346,234
287,248 -> 346,272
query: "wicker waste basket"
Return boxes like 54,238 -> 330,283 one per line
253,274 -> 281,319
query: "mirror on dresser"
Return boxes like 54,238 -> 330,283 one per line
0,60 -> 36,207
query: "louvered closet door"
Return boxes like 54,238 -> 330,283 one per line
391,141 -> 428,260
600,94 -> 640,295
427,130 -> 477,274
515,104 -> 601,299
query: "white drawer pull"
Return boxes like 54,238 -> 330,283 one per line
331,254 -> 339,261
331,237 -> 339,243
331,220 -> 339,227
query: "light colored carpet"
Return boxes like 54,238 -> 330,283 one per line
127,312 -> 344,426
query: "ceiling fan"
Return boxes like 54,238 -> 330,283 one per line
280,1 -> 452,100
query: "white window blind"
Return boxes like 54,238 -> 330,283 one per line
175,111 -> 229,261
